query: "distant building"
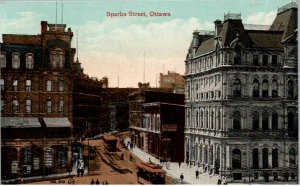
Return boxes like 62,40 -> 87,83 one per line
159,71 -> 185,94
129,88 -> 184,162
184,2 -> 297,183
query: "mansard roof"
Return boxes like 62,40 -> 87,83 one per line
195,37 -> 215,55
247,30 -> 283,49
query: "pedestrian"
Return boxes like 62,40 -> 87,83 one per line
149,158 -> 152,163
180,173 -> 184,184
77,167 -> 80,177
217,178 -> 222,185
198,161 -> 201,168
96,179 -> 100,185
105,181 -> 108,185
90,179 -> 95,185
129,154 -> 133,161
178,162 -> 181,168
196,169 -> 199,179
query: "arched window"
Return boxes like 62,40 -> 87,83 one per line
233,79 -> 241,98
253,79 -> 259,98
287,80 -> 294,99
289,148 -> 296,166
272,148 -> 278,168
288,111 -> 294,131
272,111 -> 278,130
252,148 -> 259,169
205,110 -> 209,129
233,111 -> 241,130
272,80 -> 278,98
12,52 -> 20,69
262,148 -> 269,168
262,111 -> 269,130
216,109 -> 221,130
47,99 -> 52,113
252,111 -> 259,130
195,111 -> 199,128
233,44 -> 241,65
26,99 -> 31,113
200,110 -> 203,128
0,53 -> 6,68
232,149 -> 241,169
13,80 -> 18,91
12,98 -> 19,113
59,80 -> 65,92
262,79 -> 269,98
26,53 -> 34,69
0,79 -> 4,91
211,110 -> 214,129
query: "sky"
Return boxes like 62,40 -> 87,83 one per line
0,0 -> 295,88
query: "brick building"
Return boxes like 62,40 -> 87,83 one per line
184,2 -> 297,183
1,21 -> 75,180
159,71 -> 185,94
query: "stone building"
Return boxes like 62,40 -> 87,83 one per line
184,2 -> 297,183
1,21 -> 75,180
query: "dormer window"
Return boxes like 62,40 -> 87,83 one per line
0,53 -> 6,68
12,52 -> 20,69
26,53 -> 34,69
50,48 -> 65,69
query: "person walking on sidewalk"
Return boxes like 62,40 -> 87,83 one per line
90,179 -> 95,185
196,169 -> 199,179
96,179 -> 100,185
180,173 -> 184,184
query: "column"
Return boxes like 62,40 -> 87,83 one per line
16,147 -> 21,177
268,147 -> 272,168
258,148 -> 262,169
259,114 -> 262,129
268,114 -> 272,130
226,145 -> 231,169
201,146 -> 205,165
68,146 -> 72,171
212,145 -> 216,174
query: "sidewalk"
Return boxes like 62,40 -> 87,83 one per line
130,145 -> 220,184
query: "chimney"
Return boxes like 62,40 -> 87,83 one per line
214,19 -> 222,37
41,21 -> 48,34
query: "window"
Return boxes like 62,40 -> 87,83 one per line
1,99 -> 4,113
252,111 -> 259,130
288,112 -> 294,131
47,80 -> 52,91
0,53 -> 6,68
252,148 -> 259,169
47,100 -> 52,113
287,80 -> 294,99
24,146 -> 32,165
271,80 -> 278,98
211,110 -> 214,129
26,99 -> 31,113
13,98 -> 19,113
0,79 -> 4,91
50,48 -> 64,68
253,55 -> 259,66
252,79 -> 259,97
26,80 -> 32,91
58,147 -> 68,167
233,44 -> 241,65
262,111 -> 269,130
262,55 -> 268,66
12,53 -> 20,69
59,98 -> 64,113
272,111 -> 278,130
289,148 -> 296,166
272,55 -> 277,66
232,149 -> 241,169
233,111 -> 241,130
262,79 -> 268,98
59,81 -> 65,92
262,148 -> 269,168
13,80 -> 18,91
26,54 -> 34,69
272,148 -> 278,168
233,79 -> 241,98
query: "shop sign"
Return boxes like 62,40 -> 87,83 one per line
45,148 -> 53,168
33,158 -> 40,170
11,161 -> 18,174
162,124 -> 177,131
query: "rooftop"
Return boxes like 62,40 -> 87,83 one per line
224,13 -> 241,21
278,2 -> 297,14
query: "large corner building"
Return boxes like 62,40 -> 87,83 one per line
184,2 -> 298,182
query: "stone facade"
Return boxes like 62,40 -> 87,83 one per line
184,3 -> 298,183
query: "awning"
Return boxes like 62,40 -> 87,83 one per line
1,117 -> 41,128
43,117 -> 71,128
